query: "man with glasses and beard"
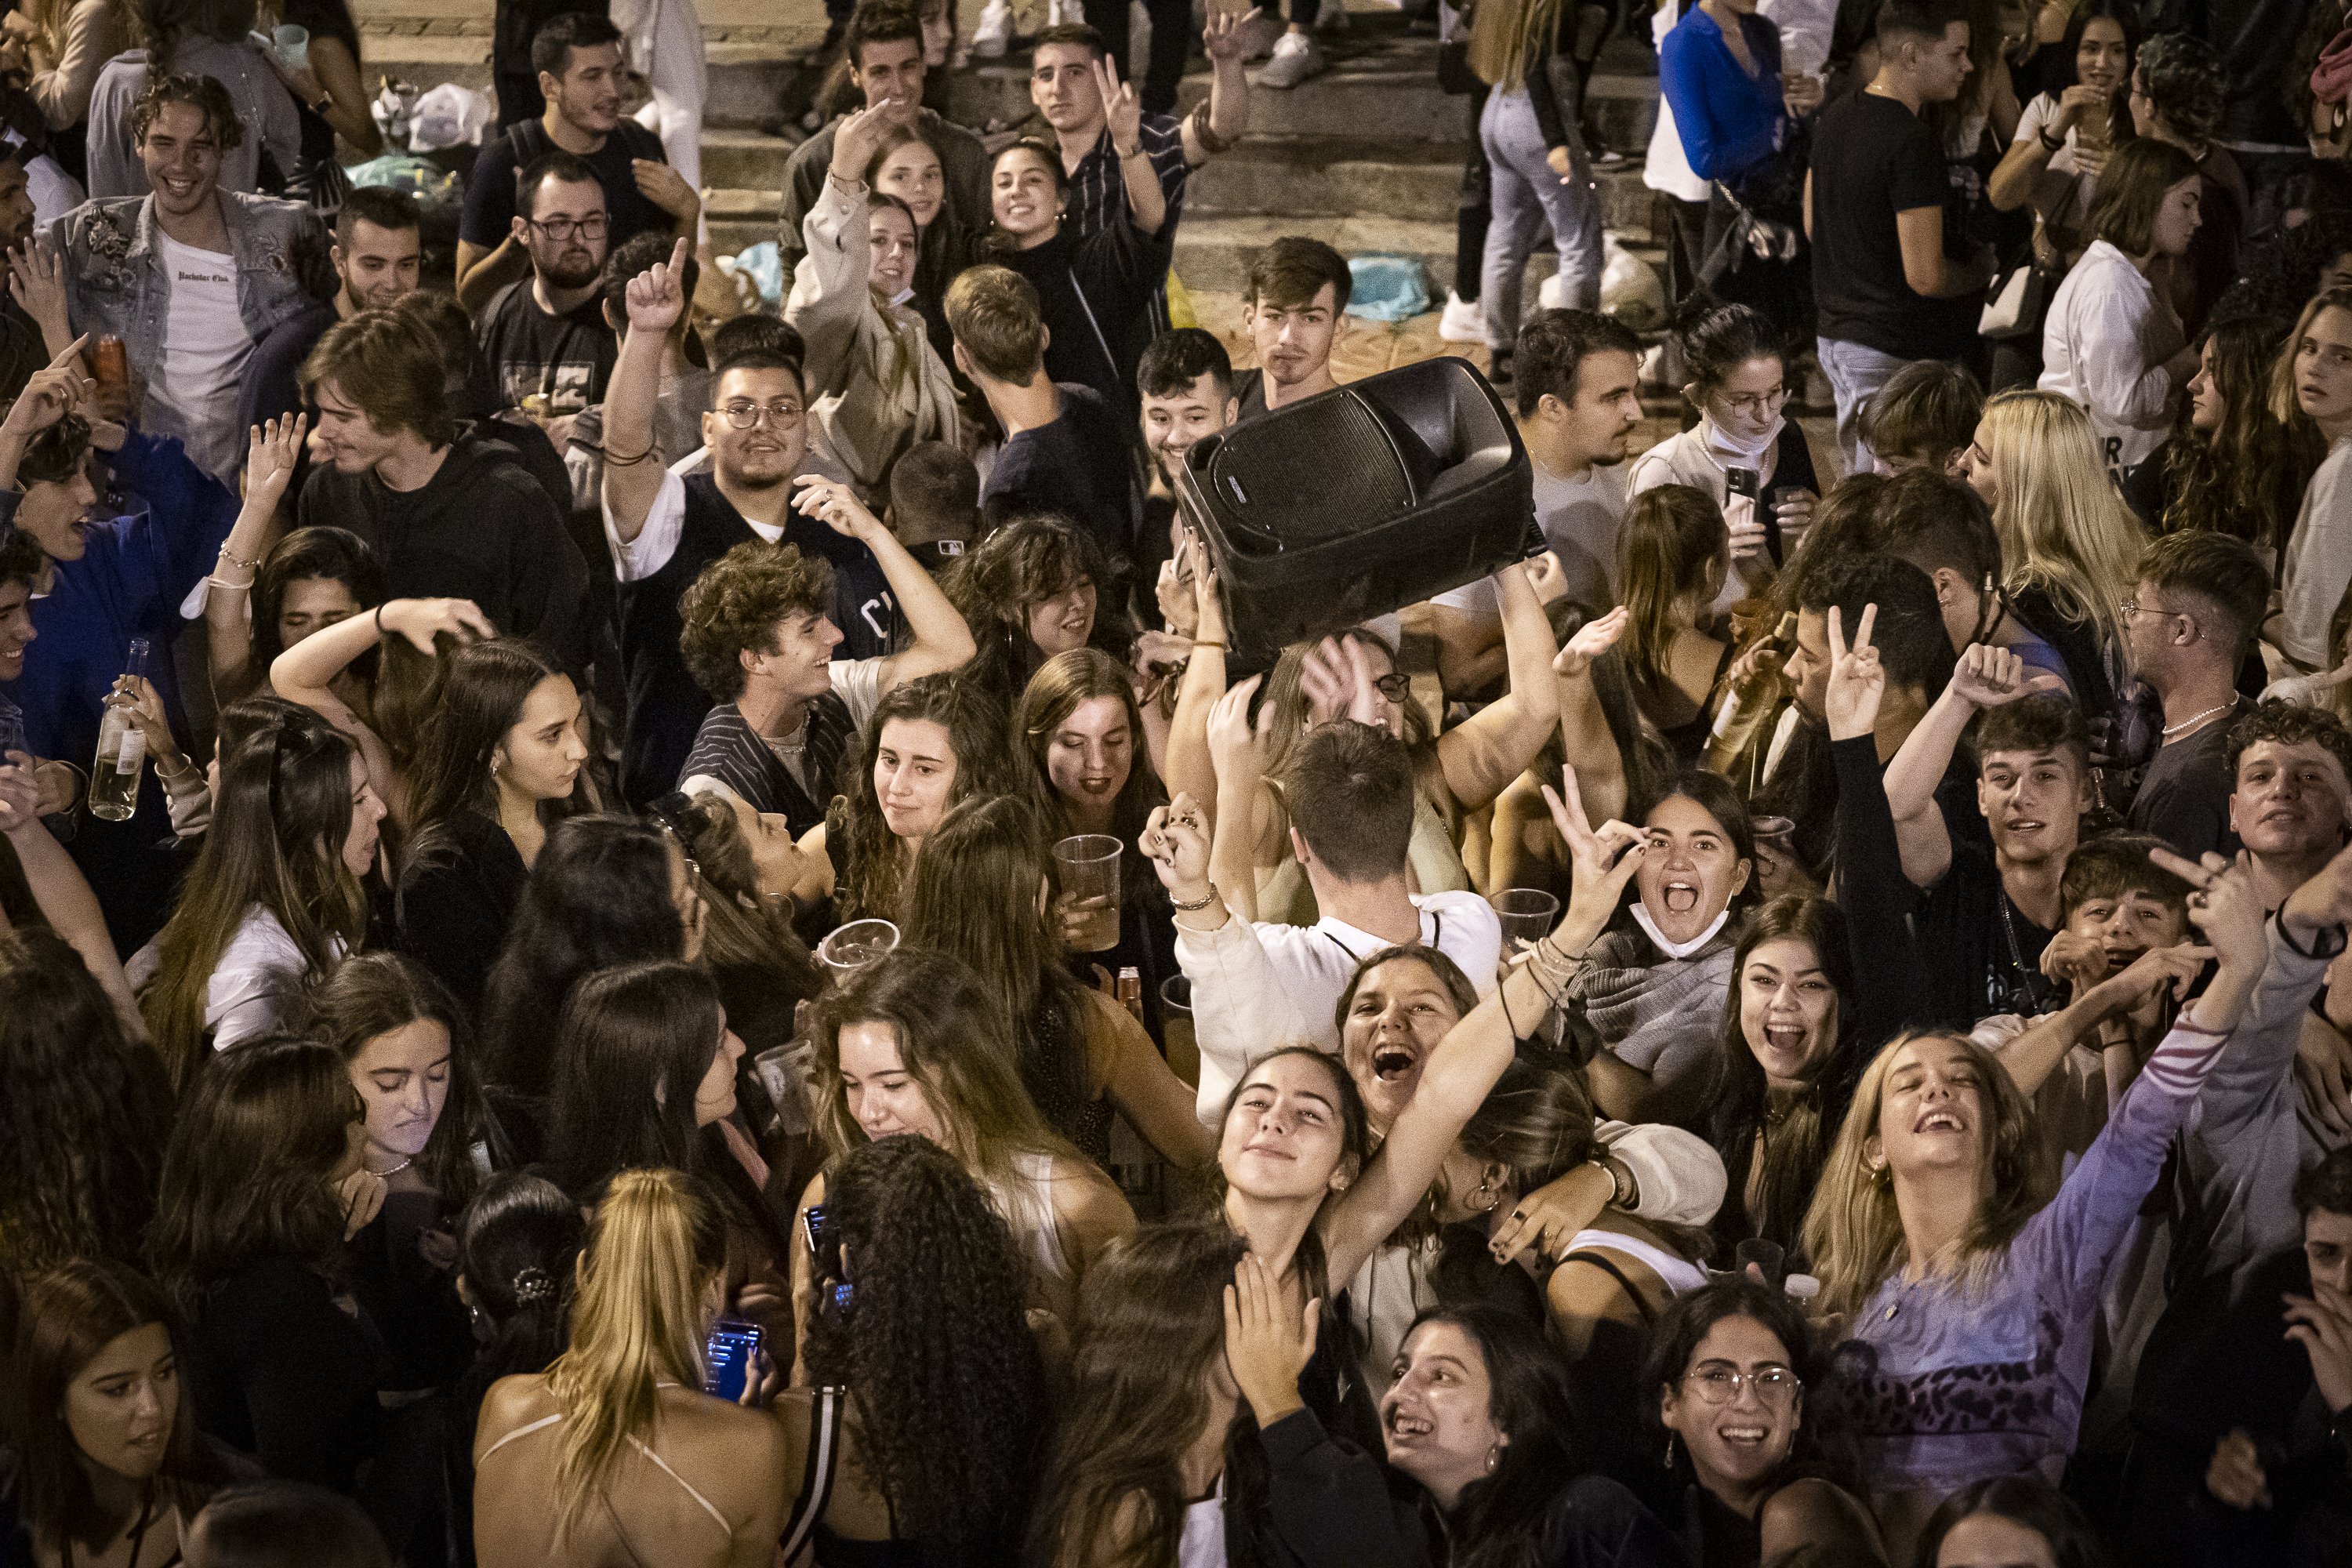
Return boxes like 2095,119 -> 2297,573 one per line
475,152 -> 618,445
601,241 -> 894,804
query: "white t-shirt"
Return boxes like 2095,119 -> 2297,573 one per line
2011,93 -> 2105,240
2281,437 -> 2352,671
1533,458 -> 1629,609
153,230 -> 253,482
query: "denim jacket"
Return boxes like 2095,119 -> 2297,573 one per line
47,192 -> 332,456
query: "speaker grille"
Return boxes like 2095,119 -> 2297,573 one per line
1206,394 -> 1414,546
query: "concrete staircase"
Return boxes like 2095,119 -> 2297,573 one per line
352,0 -> 1668,297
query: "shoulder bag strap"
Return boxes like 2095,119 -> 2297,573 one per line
779,1385 -> 848,1561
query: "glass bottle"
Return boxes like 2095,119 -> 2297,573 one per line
85,638 -> 150,823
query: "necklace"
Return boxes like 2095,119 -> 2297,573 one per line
763,710 -> 811,758
2161,701 -> 2234,739
365,1156 -> 413,1178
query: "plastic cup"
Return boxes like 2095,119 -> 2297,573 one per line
1160,975 -> 1196,1088
1489,887 -> 1560,951
818,917 -> 898,984
752,1042 -> 815,1135
271,23 -> 308,71
1053,834 -> 1123,953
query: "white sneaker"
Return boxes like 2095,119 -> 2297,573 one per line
1047,0 -> 1081,24
1437,289 -> 1484,343
971,0 -> 1011,56
1257,30 -> 1324,87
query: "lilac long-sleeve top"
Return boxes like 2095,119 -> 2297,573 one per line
1825,1018 -> 2231,1497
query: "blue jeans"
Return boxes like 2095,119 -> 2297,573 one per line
1814,336 -> 1913,476
1480,86 -> 1603,353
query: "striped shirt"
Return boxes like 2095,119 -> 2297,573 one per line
1066,112 -> 1189,333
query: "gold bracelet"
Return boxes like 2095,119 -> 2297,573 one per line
1171,881 -> 1220,912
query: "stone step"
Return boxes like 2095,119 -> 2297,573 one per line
355,33 -> 826,129
1189,135 -> 1653,227
938,49 -> 1656,154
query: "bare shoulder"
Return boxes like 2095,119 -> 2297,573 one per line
473,1374 -> 556,1461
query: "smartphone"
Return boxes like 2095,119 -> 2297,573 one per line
1724,466 -> 1761,503
703,1318 -> 762,1402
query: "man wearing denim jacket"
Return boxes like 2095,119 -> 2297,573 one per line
47,72 -> 330,486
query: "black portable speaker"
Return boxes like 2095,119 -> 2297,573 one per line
1173,356 -> 1537,664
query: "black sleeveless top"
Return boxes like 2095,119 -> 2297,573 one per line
617,474 -> 894,806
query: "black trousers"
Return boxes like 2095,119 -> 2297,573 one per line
1083,0 -> 1196,114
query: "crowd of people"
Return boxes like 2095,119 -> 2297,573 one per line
5,0 -> 2352,1564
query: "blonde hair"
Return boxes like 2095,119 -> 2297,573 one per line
1977,391 -> 2143,655
1467,0 -> 1569,90
1798,1032 -> 2057,1318
543,1169 -> 728,1544
2268,289 -> 2352,428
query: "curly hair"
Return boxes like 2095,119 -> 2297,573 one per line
0,929 -> 171,1276
677,540 -> 838,702
2158,316 -> 2325,554
2227,698 -> 2352,789
2133,30 -> 2222,145
130,69 -> 243,150
802,1135 -> 1050,1543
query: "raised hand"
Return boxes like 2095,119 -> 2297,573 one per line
1554,604 -> 1628,680
1,336 -> 91,437
1141,791 -> 1213,902
1093,55 -> 1142,151
1205,672 -> 1270,787
376,597 -> 495,653
791,475 -> 882,541
623,238 -> 691,336
1222,1251 -> 1317,1424
2154,848 -> 2268,985
2038,928 -> 2109,994
1202,5 -> 1261,62
5,241 -> 67,344
2096,941 -> 2216,1014
1298,635 -> 1363,728
243,412 -> 307,508
2283,837 -> 2352,943
2056,82 -> 2107,132
829,103 -> 890,181
1541,763 -> 1646,953
1822,603 -> 1884,742
104,676 -> 185,775
1947,642 -> 2035,710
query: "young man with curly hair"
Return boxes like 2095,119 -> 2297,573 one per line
675,479 -> 973,833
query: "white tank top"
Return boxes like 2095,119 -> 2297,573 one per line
1563,1229 -> 1710,1297
985,1151 -> 1074,1287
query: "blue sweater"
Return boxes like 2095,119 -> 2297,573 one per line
0,429 -> 239,765
1658,5 -> 1787,183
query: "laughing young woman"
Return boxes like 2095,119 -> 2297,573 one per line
1799,843 -> 2278,1556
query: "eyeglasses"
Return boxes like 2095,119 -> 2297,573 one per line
720,400 -> 806,430
529,214 -> 608,241
2118,599 -> 2181,621
1682,1366 -> 1801,1406
1371,673 -> 1411,702
1718,386 -> 1789,419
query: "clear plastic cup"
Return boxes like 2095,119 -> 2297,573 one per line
818,918 -> 898,984
271,23 -> 308,71
1160,975 -> 1196,1088
1489,887 -> 1561,951
1052,834 -> 1123,953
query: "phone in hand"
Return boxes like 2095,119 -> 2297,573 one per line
704,1318 -> 763,1402
1724,466 -> 1761,503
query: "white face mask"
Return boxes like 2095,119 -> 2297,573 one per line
1630,902 -> 1731,960
1702,409 -> 1784,466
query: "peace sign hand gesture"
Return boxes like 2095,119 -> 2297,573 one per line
1823,603 -> 1884,743
1093,55 -> 1142,152
1541,763 -> 1646,957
